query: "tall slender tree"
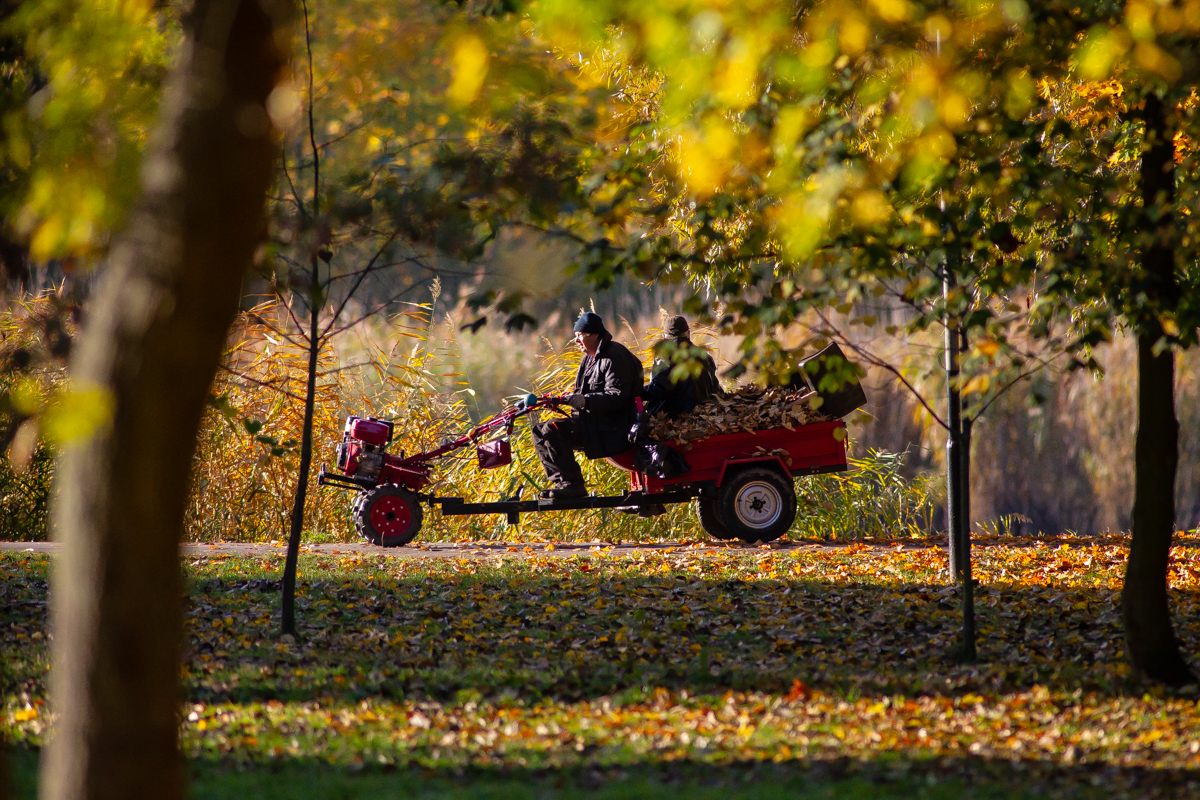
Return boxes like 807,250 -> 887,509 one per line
1124,92 -> 1191,683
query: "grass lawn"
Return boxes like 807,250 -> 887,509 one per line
8,746 -> 1099,800
5,537 -> 1200,797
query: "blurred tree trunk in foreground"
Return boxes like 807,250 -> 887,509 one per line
40,1 -> 291,798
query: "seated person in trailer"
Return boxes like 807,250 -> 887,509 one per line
531,311 -> 644,500
642,315 -> 723,419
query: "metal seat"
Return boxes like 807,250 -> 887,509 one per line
605,449 -> 637,471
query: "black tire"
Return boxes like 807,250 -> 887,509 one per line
351,492 -> 372,542
353,484 -> 423,547
697,496 -> 737,541
716,467 -> 797,544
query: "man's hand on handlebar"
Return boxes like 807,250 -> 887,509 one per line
514,394 -> 574,413
567,394 -> 587,410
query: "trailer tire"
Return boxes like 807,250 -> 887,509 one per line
354,484 -> 423,547
697,496 -> 736,540
716,467 -> 796,544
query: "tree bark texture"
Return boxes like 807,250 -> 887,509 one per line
1122,92 -> 1194,686
40,2 -> 290,798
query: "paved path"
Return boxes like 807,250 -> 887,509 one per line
1,539 -> 935,559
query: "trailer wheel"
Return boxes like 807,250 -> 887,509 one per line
716,467 -> 796,544
697,496 -> 736,541
354,485 -> 423,547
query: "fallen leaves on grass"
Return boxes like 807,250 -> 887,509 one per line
6,539 -> 1200,796
172,685 -> 1200,775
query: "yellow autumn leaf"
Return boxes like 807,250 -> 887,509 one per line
448,34 -> 489,106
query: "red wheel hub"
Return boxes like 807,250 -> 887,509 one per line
369,494 -> 412,536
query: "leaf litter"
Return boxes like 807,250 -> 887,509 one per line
5,538 -> 1200,796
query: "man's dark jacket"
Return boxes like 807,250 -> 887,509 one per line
572,336 -> 644,458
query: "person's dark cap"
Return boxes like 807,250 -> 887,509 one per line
573,311 -> 608,335
666,315 -> 689,340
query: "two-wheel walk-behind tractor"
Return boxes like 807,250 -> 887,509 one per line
318,344 -> 866,546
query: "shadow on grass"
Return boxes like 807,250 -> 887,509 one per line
178,563 -> 1198,705
12,744 -> 1195,800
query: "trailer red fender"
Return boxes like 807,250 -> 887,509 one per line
608,419 -> 848,491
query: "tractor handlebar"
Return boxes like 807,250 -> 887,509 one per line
465,394 -> 568,441
402,393 -> 572,465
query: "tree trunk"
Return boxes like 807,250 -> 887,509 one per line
281,267 -> 320,636
1122,92 -> 1194,686
40,2 -> 290,798
281,2 -> 322,636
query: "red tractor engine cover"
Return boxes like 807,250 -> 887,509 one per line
349,417 -> 392,446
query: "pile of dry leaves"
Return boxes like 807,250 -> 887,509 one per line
648,385 -> 829,442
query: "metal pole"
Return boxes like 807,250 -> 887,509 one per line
944,266 -> 962,585
935,27 -> 973,657
935,31 -> 964,586
959,327 -> 976,661
958,326 -> 971,578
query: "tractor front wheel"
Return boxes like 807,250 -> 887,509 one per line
353,484 -> 423,547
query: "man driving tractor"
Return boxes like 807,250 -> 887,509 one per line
531,311 -> 644,499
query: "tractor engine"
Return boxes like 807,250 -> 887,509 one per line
335,416 -> 395,482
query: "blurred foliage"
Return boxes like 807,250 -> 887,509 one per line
264,0 -> 633,335
5,0 -> 1200,418
6,0 -> 172,263
518,0 -> 1200,425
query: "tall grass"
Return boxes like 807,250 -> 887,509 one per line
0,293 -> 69,541
181,302 -> 940,543
0,446 -> 53,541
185,302 -> 365,542
967,335 -> 1200,535
843,328 -> 1200,536
10,289 -> 1177,543
0,292 -> 947,544
6,283 -> 1195,542
797,448 -> 941,539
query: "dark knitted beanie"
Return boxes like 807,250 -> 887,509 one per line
573,311 -> 608,335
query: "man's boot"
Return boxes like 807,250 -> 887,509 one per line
540,482 -> 587,500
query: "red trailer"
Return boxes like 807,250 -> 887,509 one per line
318,394 -> 849,545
